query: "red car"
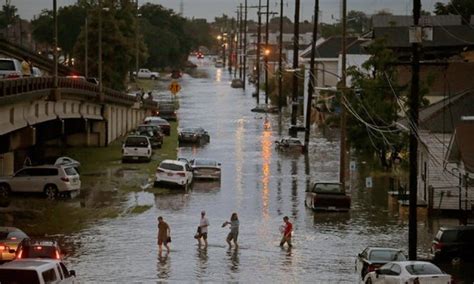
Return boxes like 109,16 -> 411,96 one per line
305,182 -> 351,212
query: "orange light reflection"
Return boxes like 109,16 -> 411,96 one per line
261,118 -> 272,220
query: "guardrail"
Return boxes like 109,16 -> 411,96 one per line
0,77 -> 157,109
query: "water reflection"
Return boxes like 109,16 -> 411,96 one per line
195,247 -> 208,277
291,160 -> 298,221
261,117 -> 272,220
235,118 -> 245,206
157,252 -> 171,279
215,68 -> 222,82
226,248 -> 240,273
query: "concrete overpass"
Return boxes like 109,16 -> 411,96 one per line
0,77 -> 157,175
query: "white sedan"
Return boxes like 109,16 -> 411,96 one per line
363,261 -> 451,284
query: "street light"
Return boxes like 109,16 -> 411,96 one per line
264,48 -> 270,56
98,1 -> 110,102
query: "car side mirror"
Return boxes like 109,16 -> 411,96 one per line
69,270 -> 76,277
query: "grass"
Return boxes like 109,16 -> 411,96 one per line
5,121 -> 179,236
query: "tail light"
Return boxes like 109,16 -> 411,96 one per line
0,244 -> 5,251
7,72 -> 21,79
17,249 -> 23,259
433,242 -> 444,253
55,250 -> 61,259
156,168 -> 165,173
367,264 -> 376,273
177,172 -> 186,177
61,177 -> 70,182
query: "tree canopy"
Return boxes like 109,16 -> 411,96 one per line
434,0 -> 474,24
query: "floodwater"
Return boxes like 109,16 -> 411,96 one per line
9,60 -> 471,282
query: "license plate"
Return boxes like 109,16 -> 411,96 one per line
167,173 -> 173,176
133,157 -> 138,160
328,206 -> 336,210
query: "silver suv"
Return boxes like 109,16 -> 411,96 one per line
0,165 -> 81,199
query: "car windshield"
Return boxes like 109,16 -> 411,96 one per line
405,263 -> 443,275
0,230 -> 27,241
137,126 -> 157,132
0,269 -> 40,284
160,163 -> 184,171
125,137 -> 148,147
182,128 -> 198,133
369,250 -> 406,262
194,160 -> 217,167
313,183 -> 344,194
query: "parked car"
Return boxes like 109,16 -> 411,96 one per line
156,102 -> 177,121
0,259 -> 76,284
135,124 -> 163,148
143,116 -> 171,136
0,227 -> 28,263
0,165 -> 81,199
15,238 -> 62,260
154,159 -> 193,189
305,182 -> 351,212
275,138 -> 304,152
431,225 -> 474,261
363,261 -> 451,284
54,157 -> 80,170
122,135 -> 152,162
178,127 -> 210,144
132,68 -> 159,80
190,159 -> 221,180
355,247 -> 407,280
0,58 -> 22,79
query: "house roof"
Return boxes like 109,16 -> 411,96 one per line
372,25 -> 474,49
447,123 -> 474,173
372,15 -> 462,28
301,36 -> 366,59
399,90 -> 474,133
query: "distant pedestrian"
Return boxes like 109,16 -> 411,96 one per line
157,216 -> 171,254
279,216 -> 293,248
21,57 -> 31,77
197,210 -> 209,248
222,212 -> 239,248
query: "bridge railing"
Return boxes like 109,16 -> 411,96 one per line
0,77 -> 157,109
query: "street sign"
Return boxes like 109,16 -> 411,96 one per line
169,81 -> 181,95
350,161 -> 356,171
365,177 -> 373,188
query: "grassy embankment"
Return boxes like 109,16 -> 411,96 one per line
3,121 -> 178,236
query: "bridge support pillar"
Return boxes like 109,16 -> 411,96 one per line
92,120 -> 107,146
0,152 -> 15,176
10,127 -> 36,150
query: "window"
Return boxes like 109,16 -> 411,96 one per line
15,169 -> 32,177
124,137 -> 149,147
64,167 -> 78,176
0,59 -> 15,71
313,183 -> 344,194
390,264 -> 401,275
42,268 -> 57,283
60,262 -> 70,278
440,230 -> 458,242
369,250 -> 406,262
0,269 -> 40,284
160,163 -> 184,171
31,168 -> 58,176
405,263 -> 443,275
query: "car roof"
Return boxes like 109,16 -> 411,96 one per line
126,135 -> 149,139
440,225 -> 474,231
194,158 -> 217,162
365,247 -> 404,252
0,259 -> 61,269
387,261 -> 436,266
0,226 -> 25,233
160,159 -> 187,166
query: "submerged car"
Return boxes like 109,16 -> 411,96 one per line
15,238 -> 63,260
355,247 -> 407,280
363,261 -> 451,284
178,127 -> 210,144
154,159 -> 193,189
143,116 -> 171,136
121,135 -> 152,162
275,138 -> 304,152
0,227 -> 29,263
134,125 -> 163,149
0,259 -> 76,284
305,182 -> 351,212
0,165 -> 81,199
190,159 -> 221,180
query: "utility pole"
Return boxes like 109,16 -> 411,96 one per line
256,0 -> 262,104
85,15 -> 88,77
229,18 -> 234,75
290,0 -> 300,137
408,0 -> 421,261
339,0 -> 347,188
304,0 -> 318,152
278,0 -> 284,112
264,0 -> 270,104
98,0 -> 104,101
243,0 -> 248,90
239,4 -> 243,80
53,0 -> 58,90
135,0 -> 139,82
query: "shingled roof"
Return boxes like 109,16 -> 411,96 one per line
300,36 -> 366,59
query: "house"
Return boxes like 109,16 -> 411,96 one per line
409,90 -> 474,214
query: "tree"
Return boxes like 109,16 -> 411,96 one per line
347,10 -> 370,34
73,0 -> 147,90
434,0 -> 474,24
0,0 -> 17,29
345,38 -> 407,167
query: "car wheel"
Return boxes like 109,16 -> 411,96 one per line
44,185 -> 58,200
0,184 -> 10,198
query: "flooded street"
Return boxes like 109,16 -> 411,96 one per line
31,63 -> 464,282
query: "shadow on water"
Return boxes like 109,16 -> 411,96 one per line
226,248 -> 240,273
157,252 -> 171,279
